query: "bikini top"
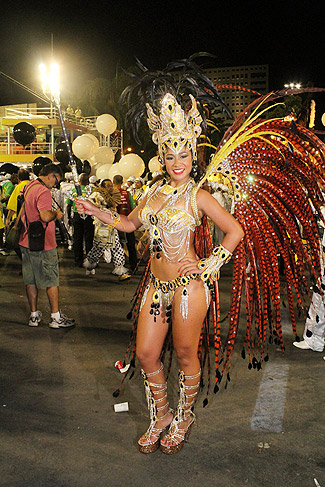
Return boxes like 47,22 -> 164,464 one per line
138,179 -> 201,263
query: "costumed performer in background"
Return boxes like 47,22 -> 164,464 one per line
84,179 -> 130,279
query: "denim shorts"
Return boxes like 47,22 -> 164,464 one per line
21,246 -> 59,288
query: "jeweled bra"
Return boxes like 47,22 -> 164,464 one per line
138,178 -> 200,263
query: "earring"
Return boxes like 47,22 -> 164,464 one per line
158,155 -> 166,174
192,160 -> 198,178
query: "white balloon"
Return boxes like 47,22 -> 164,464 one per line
96,114 -> 117,136
108,163 -> 122,180
148,156 -> 162,173
95,163 -> 113,179
89,146 -> 115,166
322,113 -> 325,127
84,134 -> 99,153
72,134 -> 98,160
118,153 -> 145,179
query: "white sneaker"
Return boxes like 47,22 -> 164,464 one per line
112,265 -> 129,276
86,269 -> 96,276
293,340 -> 312,350
49,312 -> 75,329
28,311 -> 42,327
83,258 -> 97,270
0,248 -> 9,256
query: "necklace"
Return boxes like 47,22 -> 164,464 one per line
160,178 -> 192,195
149,178 -> 196,261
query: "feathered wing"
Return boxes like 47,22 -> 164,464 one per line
203,90 -> 325,390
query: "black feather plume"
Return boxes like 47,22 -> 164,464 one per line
120,53 -> 232,145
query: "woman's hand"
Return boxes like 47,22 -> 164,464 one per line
178,256 -> 202,276
75,198 -> 98,216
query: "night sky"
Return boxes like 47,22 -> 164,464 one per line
1,0 -> 324,106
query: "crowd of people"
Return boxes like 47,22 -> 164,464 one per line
0,168 -> 152,276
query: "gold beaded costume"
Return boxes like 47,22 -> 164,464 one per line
138,177 -> 212,320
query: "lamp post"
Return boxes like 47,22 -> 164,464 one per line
39,63 -> 82,196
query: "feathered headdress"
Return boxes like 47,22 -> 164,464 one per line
146,92 -> 203,160
120,53 -> 232,158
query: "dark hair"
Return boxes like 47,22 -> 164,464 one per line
39,163 -> 63,178
100,178 -> 112,188
191,145 -> 206,182
79,173 -> 89,186
148,173 -> 164,187
113,174 -> 123,185
11,173 -> 19,184
17,168 -> 30,182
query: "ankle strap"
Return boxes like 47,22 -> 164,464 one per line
146,362 -> 164,377
184,369 -> 201,380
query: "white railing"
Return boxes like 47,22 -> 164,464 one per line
0,136 -> 123,156
0,142 -> 52,155
4,107 -> 98,129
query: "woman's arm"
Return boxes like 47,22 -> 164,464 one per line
75,195 -> 147,233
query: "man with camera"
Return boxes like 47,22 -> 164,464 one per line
19,163 -> 75,328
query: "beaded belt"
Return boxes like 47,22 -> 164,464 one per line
150,272 -> 199,295
140,272 -> 209,322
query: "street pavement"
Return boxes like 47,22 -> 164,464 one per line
0,247 -> 324,487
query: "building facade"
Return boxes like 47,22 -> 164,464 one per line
203,64 -> 269,119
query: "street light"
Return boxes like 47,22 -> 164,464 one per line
40,63 -> 60,109
284,82 -> 302,89
39,62 -> 82,197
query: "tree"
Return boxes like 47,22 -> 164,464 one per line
266,95 -> 303,120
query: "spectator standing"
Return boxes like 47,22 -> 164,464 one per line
66,173 -> 94,267
113,174 -> 138,272
19,163 -> 74,328
66,104 -> 74,115
6,169 -> 30,224
75,107 -> 82,119
1,173 -> 18,218
5,169 -> 31,259
133,177 -> 146,204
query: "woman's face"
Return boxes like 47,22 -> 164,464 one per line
164,147 -> 193,186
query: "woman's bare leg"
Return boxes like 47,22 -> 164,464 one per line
136,285 -> 173,445
161,279 -> 208,448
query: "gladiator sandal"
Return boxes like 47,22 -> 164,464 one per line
138,363 -> 173,454
160,369 -> 201,455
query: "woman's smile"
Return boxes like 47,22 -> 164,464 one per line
164,148 -> 193,186
172,167 -> 185,175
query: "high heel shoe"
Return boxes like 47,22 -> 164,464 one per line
138,409 -> 173,453
160,369 -> 200,455
138,364 -> 172,454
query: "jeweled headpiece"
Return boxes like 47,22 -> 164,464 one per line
146,93 -> 203,161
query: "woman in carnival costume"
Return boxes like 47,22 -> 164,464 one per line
76,56 -> 325,454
